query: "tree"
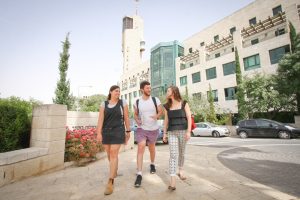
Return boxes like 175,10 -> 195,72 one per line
289,22 -> 300,53
75,94 -> 107,112
235,47 -> 248,120
188,94 -> 209,121
276,22 -> 300,114
207,84 -> 217,123
241,74 -> 295,119
53,33 -> 74,110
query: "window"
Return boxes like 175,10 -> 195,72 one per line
243,54 -> 260,71
206,67 -> 217,80
192,72 -> 201,83
121,95 -> 123,99
224,87 -> 237,100
123,17 -> 133,30
139,90 -> 142,96
207,90 -> 218,102
232,47 -> 235,52
189,62 -> 194,67
133,91 -> 137,98
249,17 -> 256,25
215,53 -> 220,58
273,5 -> 282,16
245,120 -> 257,126
200,42 -> 205,47
180,63 -> 186,70
269,45 -> 290,64
189,48 -> 193,53
192,92 -> 202,99
223,61 -> 236,76
275,28 -> 285,36
180,76 -> 187,86
214,35 -> 219,42
251,38 -> 259,45
125,94 -> 127,100
230,27 -> 236,35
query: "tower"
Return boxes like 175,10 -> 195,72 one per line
122,0 -> 145,73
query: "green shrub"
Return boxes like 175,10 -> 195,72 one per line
0,97 -> 41,153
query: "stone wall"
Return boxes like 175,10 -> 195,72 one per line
0,105 -> 135,188
0,104 -> 67,187
66,111 -> 99,129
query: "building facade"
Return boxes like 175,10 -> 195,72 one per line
119,0 -> 300,113
150,41 -> 184,97
120,15 -> 150,109
176,0 -> 300,113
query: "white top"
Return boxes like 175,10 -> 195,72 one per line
101,99 -> 127,115
133,96 -> 161,131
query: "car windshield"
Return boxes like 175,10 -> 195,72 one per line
263,119 -> 283,126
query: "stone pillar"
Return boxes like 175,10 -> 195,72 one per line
295,115 -> 300,128
30,104 -> 67,171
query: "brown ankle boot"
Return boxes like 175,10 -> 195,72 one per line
104,178 -> 114,195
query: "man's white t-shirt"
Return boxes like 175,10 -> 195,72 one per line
134,96 -> 161,131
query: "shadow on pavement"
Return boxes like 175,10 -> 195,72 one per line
217,148 -> 300,198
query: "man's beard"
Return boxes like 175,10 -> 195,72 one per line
144,91 -> 151,96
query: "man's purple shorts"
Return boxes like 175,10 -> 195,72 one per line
136,128 -> 159,144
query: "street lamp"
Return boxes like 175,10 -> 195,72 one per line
77,85 -> 92,111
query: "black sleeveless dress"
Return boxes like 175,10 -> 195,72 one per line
102,100 -> 125,144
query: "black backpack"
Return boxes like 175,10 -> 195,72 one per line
136,97 -> 158,114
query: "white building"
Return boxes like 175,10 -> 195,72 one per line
176,0 -> 300,113
119,0 -> 300,113
120,15 -> 150,108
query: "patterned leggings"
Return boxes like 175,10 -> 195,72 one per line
168,130 -> 187,176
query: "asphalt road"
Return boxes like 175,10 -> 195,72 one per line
187,136 -> 300,197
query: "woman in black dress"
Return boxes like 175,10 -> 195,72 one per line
96,85 -> 131,195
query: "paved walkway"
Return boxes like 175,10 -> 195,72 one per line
0,144 -> 299,200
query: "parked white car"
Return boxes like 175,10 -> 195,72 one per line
192,122 -> 229,137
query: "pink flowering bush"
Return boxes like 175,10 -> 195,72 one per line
65,127 -> 104,162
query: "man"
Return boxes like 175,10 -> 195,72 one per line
133,80 -> 163,187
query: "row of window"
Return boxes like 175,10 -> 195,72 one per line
189,5 -> 283,53
180,45 -> 290,85
192,87 -> 237,102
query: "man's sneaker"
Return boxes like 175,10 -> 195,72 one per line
150,164 -> 156,174
134,175 -> 142,187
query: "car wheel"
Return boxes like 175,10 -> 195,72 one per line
212,131 -> 220,137
239,131 -> 248,139
212,131 -> 217,137
278,131 -> 290,139
191,131 -> 195,137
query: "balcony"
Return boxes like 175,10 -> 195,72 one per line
180,50 -> 199,62
241,12 -> 286,39
205,35 -> 233,52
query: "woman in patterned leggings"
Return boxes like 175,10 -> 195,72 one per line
163,86 -> 192,190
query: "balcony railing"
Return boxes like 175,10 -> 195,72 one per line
241,12 -> 286,38
205,35 -> 233,52
179,50 -> 199,62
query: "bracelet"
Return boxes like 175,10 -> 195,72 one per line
126,130 -> 131,133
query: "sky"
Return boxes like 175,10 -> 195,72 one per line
0,0 -> 255,103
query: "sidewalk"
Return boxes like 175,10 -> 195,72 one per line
0,144 -> 298,200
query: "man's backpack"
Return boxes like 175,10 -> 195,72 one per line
136,97 -> 158,114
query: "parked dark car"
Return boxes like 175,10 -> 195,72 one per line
236,118 -> 300,139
